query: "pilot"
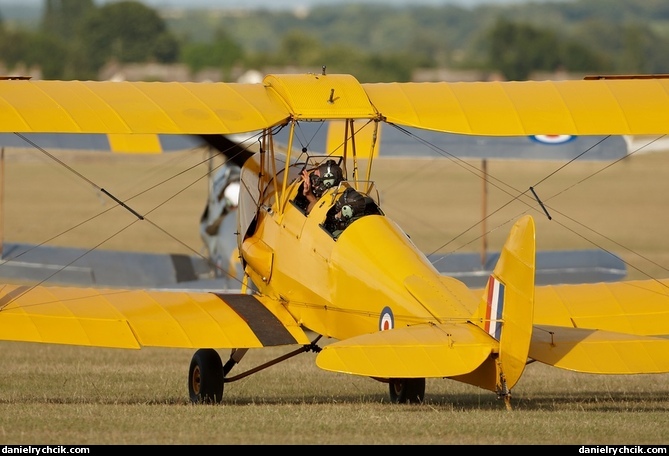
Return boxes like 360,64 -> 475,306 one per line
300,159 -> 344,214
326,186 -> 367,238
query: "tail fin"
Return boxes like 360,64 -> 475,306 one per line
472,215 -> 536,403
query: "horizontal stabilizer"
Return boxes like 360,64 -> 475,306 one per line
316,322 -> 495,378
530,325 -> 669,374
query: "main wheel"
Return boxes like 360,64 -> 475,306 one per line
389,378 -> 425,404
188,349 -> 224,404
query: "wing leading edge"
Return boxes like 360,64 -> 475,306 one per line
0,284 -> 310,349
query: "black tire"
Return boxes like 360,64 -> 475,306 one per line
388,378 -> 426,404
188,349 -> 224,404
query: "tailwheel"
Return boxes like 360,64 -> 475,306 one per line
189,348 -> 224,404
388,378 -> 425,404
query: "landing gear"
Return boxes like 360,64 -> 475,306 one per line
188,348 -> 224,404
496,370 -> 513,411
388,378 -> 425,404
187,339 -> 323,405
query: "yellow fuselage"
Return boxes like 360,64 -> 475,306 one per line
241,179 -> 478,341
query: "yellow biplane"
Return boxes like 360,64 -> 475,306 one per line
1,71 -> 669,408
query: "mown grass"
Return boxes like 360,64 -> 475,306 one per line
2,144 -> 669,444
1,342 -> 669,444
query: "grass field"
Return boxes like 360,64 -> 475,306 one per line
1,144 -> 669,444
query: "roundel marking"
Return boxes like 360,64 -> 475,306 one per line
530,134 -> 576,145
379,306 -> 394,331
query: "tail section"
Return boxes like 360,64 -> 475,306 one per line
471,215 -> 536,406
316,215 -> 536,408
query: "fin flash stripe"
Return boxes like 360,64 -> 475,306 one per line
485,276 -> 504,340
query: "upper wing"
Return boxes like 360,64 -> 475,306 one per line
0,284 -> 310,349
0,80 -> 290,135
363,78 -> 669,135
533,279 -> 669,337
1,75 -> 669,136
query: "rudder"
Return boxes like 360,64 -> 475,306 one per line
472,215 -> 536,407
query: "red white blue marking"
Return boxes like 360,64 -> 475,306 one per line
379,306 -> 394,331
530,134 -> 575,145
485,275 -> 504,340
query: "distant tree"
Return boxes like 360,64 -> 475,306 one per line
617,23 -> 669,73
642,35 -> 669,74
78,1 -> 179,77
559,40 -> 611,73
406,32 -> 442,69
0,29 -> 31,71
571,19 -> 669,73
486,19 -> 561,80
34,0 -> 96,79
0,28 -> 67,78
41,0 -> 95,41
358,53 -> 415,82
181,29 -> 244,74
317,43 -> 367,75
6,0 -> 669,81
278,30 -> 322,66
26,32 -> 69,78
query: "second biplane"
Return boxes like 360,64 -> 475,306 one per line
1,71 -> 669,408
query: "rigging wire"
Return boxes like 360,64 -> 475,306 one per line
292,120 -> 326,155
384,125 -> 669,284
2,132 -> 262,301
6,126 -> 669,296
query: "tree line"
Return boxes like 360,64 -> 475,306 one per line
1,0 -> 669,82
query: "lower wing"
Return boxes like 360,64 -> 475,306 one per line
0,284 -> 309,349
529,280 -> 669,374
530,324 -> 669,374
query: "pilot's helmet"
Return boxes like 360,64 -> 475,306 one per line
337,187 -> 366,220
311,159 -> 343,197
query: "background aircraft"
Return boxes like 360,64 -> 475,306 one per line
0,128 -> 628,289
1,72 -> 667,408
